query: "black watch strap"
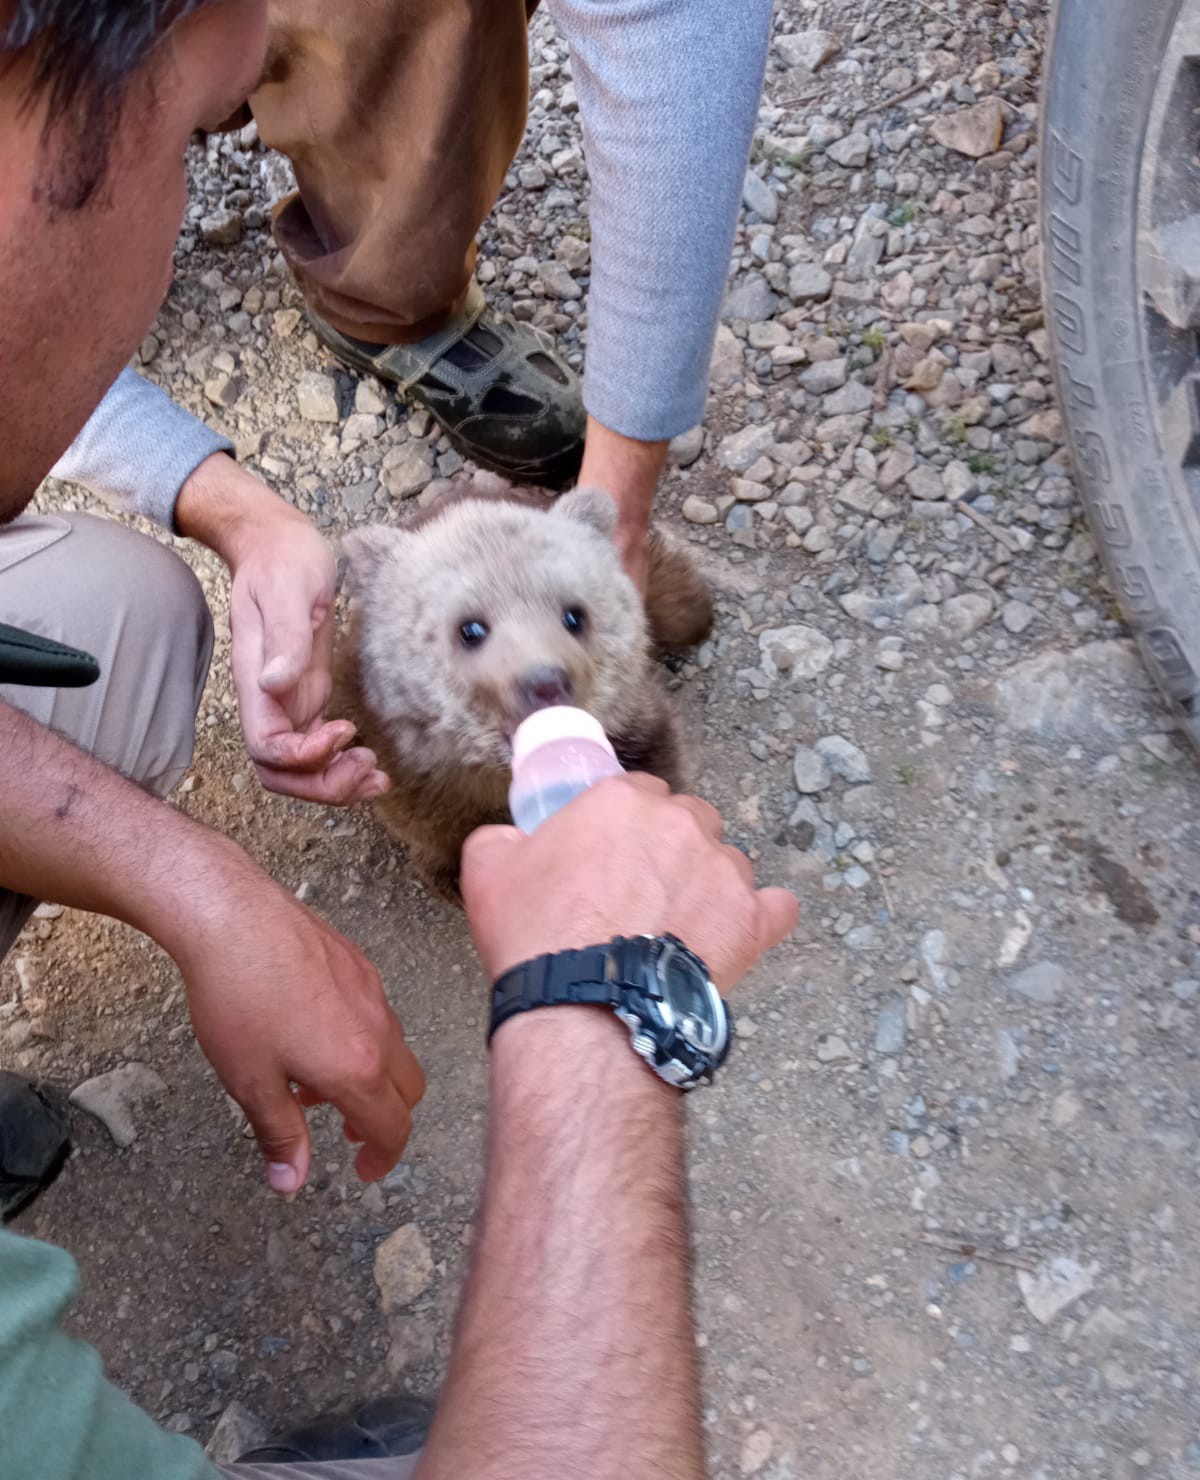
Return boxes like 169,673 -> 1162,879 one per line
489,939 -> 642,1041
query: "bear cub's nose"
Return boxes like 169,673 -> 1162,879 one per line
518,665 -> 574,713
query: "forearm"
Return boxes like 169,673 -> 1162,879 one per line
50,368 -> 233,531
0,699 -> 249,956
417,1007 -> 703,1480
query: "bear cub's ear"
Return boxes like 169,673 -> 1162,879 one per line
552,486 -> 619,538
341,525 -> 412,587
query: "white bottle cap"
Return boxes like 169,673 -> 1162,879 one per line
511,705 -> 617,769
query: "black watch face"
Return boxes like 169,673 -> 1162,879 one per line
655,937 -> 729,1061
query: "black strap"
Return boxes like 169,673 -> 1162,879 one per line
489,940 -> 631,1042
0,623 -> 99,689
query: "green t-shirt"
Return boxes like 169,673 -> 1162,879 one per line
0,1227 -> 220,1480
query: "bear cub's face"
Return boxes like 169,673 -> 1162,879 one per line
342,488 -> 650,769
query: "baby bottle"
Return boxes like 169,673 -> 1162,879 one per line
509,706 -> 625,834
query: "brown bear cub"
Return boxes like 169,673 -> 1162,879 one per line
334,482 -> 713,900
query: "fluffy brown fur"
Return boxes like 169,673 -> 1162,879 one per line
334,483 -> 713,901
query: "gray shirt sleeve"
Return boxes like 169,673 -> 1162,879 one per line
548,0 -> 773,443
50,368 -> 234,532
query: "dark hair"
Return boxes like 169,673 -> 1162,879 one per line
1,0 -> 215,208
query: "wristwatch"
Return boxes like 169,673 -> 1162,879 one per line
488,934 -> 732,1090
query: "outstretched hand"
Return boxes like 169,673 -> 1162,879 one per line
176,452 -> 389,805
175,846 -> 425,1194
227,514 -> 389,804
462,773 -> 797,989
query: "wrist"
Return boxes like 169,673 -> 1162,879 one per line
488,935 -> 729,1092
578,416 -> 665,531
175,452 -> 308,569
491,1004 -> 681,1114
129,822 -> 264,969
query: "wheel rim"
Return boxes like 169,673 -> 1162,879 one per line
1131,1 -> 1200,707
1139,5 -> 1200,509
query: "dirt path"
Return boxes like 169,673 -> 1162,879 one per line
4,2 -> 1199,1476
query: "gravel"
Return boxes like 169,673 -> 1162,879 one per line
775,29 -> 840,74
873,995 -> 907,1054
813,735 -> 871,784
19,3 -> 1200,1477
668,425 -> 705,467
296,370 -> 340,424
941,592 -> 995,638
1017,1258 -> 1097,1325
758,624 -> 834,680
929,98 -> 1007,158
742,170 -> 780,224
788,263 -> 833,302
199,208 -> 243,247
381,443 -> 434,499
205,1403 -> 271,1464
718,423 -> 778,473
537,259 -> 583,300
723,274 -> 780,323
1008,959 -> 1064,1005
793,745 -> 833,794
1002,598 -> 1037,634
373,1224 -> 434,1312
681,493 -> 718,524
69,1063 -> 168,1148
826,132 -> 871,169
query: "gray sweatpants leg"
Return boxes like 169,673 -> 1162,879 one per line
221,1458 -> 421,1479
0,511 -> 213,957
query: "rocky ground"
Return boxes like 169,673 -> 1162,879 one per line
4,1 -> 1200,1476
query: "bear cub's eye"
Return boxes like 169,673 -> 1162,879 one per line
562,606 -> 587,636
459,618 -> 490,648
